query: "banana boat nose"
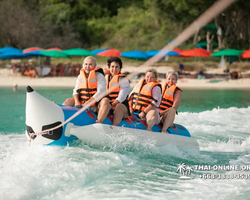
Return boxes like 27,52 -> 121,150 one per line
25,86 -> 64,145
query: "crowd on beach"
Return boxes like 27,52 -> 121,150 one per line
61,56 -> 181,133
8,57 -> 249,82
11,58 -> 83,78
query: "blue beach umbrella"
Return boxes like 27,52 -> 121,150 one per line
0,47 -> 21,54
145,50 -> 159,57
91,48 -> 109,55
166,51 -> 180,56
146,50 -> 180,57
0,51 -> 31,59
121,50 -> 149,59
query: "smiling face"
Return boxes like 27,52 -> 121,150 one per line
166,74 -> 177,87
109,61 -> 120,76
145,72 -> 156,83
83,58 -> 96,74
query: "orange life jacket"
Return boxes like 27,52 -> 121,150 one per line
131,78 -> 162,113
105,74 -> 128,109
104,68 -> 110,75
77,67 -> 104,104
159,83 -> 181,112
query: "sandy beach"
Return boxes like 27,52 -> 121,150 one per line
0,67 -> 250,89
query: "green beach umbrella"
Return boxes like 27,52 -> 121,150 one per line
40,50 -> 69,58
211,49 -> 244,57
202,24 -> 217,31
63,48 -> 95,56
197,41 -> 218,47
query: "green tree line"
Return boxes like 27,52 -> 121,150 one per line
0,0 -> 250,51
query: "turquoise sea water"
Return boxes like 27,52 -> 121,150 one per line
0,86 -> 250,199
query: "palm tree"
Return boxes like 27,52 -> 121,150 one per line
177,163 -> 186,176
185,166 -> 193,176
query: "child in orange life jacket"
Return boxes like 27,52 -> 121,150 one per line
105,57 -> 130,126
129,68 -> 162,131
159,70 -> 182,133
62,56 -> 111,123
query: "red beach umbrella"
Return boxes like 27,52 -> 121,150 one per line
180,48 -> 211,57
97,48 -> 122,57
242,49 -> 250,58
173,48 -> 183,54
23,47 -> 43,53
46,47 -> 62,51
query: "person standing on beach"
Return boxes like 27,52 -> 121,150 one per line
159,70 -> 182,133
63,56 -> 111,123
129,68 -> 162,131
105,57 -> 130,126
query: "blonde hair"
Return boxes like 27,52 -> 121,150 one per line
145,68 -> 158,81
166,70 -> 178,81
83,56 -> 97,67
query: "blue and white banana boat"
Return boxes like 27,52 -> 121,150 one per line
25,86 -> 199,149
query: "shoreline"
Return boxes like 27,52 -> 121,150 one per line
0,76 -> 250,90
1,68 -> 250,89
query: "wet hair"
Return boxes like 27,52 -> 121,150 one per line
145,68 -> 158,80
166,70 -> 179,81
107,57 -> 123,70
83,56 -> 97,67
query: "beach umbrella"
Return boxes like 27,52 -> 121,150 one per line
121,50 -> 149,59
145,50 -> 180,57
0,46 -> 21,54
211,49 -> 243,57
63,48 -> 95,56
0,51 -> 31,59
91,48 -> 109,55
23,50 -> 44,57
46,47 -> 62,51
23,47 -> 43,53
197,41 -> 218,48
145,50 -> 158,57
40,50 -> 69,58
173,48 -> 183,54
180,48 -> 211,57
97,48 -> 122,57
241,50 -> 250,59
202,24 -> 217,31
166,50 -> 180,56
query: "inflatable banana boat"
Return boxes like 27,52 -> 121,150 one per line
25,86 -> 199,149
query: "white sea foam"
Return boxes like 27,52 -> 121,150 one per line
177,106 -> 250,152
1,107 -> 250,199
